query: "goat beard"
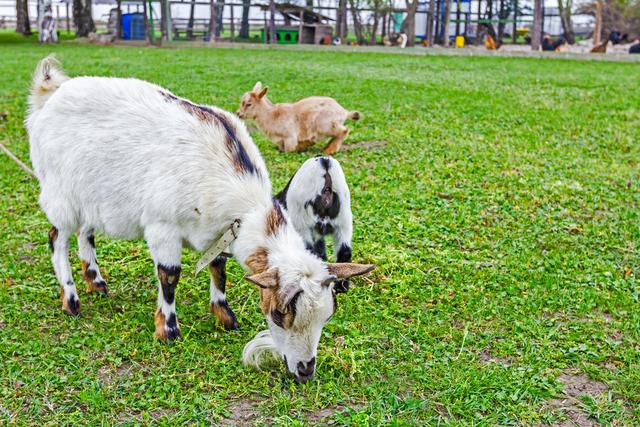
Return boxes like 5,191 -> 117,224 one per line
242,330 -> 280,369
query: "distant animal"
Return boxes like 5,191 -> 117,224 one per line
591,38 -> 609,53
629,40 -> 640,54
26,56 -> 374,383
276,156 -> 353,292
542,35 -> 566,52
237,82 -> 361,155
485,35 -> 502,50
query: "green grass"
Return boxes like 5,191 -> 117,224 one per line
0,33 -> 639,425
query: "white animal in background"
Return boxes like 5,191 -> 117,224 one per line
26,56 -> 374,383
236,82 -> 360,154
275,156 -> 354,292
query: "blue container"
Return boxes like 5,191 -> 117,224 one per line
121,13 -> 145,40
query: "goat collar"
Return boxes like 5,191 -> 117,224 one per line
195,219 -> 241,275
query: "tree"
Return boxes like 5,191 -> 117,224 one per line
400,0 -> 419,47
442,0 -> 452,46
531,0 -> 542,49
209,0 -> 218,41
239,0 -> 250,38
187,0 -> 196,39
336,0 -> 348,39
38,0 -> 58,43
368,0 -> 383,44
557,0 -> 575,43
425,0 -> 435,45
73,0 -> 94,37
348,0 -> 366,44
16,0 -> 32,35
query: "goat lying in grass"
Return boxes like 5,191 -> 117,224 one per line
276,156 -> 353,292
26,56 -> 374,383
236,82 -> 360,154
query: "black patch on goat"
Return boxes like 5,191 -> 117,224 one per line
312,239 -> 327,260
307,172 -> 340,220
336,244 -> 352,263
159,90 -> 257,175
274,174 -> 295,209
317,156 -> 331,171
158,264 -> 181,305
88,235 -> 95,248
48,226 -> 58,253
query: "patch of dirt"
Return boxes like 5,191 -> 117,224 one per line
308,407 -> 340,423
220,399 -> 262,426
559,371 -> 608,398
543,369 -> 609,427
477,349 -> 512,367
341,140 -> 389,151
97,363 -> 134,387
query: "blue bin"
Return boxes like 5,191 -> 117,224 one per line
121,13 -> 145,40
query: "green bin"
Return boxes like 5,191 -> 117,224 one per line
260,28 -> 299,44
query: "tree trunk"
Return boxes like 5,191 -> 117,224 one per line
593,0 -> 602,45
426,0 -> 435,45
475,0 -> 481,45
348,0 -> 365,44
239,0 -> 250,38
73,0 -> 94,37
38,0 -> 58,42
557,0 -> 574,43
340,0 -> 347,39
497,0 -> 505,39
531,0 -> 542,50
306,0 -> 313,7
269,0 -> 276,43
216,0 -> 224,37
187,0 -> 196,39
370,8 -> 379,45
209,0 -> 218,41
16,0 -> 32,35
401,0 -> 418,47
442,0 -> 452,46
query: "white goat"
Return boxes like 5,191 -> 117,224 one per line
26,56 -> 374,383
275,156 -> 353,292
236,82 -> 360,154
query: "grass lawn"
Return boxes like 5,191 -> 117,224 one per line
0,32 -> 639,425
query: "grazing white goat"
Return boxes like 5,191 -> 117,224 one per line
26,56 -> 374,383
236,82 -> 360,154
275,156 -> 353,292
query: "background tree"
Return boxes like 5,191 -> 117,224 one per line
38,0 -> 58,43
442,0 -> 452,46
400,0 -> 419,46
348,0 -> 366,44
16,0 -> 32,35
367,0 -> 383,44
187,0 -> 196,39
239,0 -> 250,38
531,0 -> 542,49
73,0 -> 94,37
209,0 -> 218,41
557,0 -> 575,43
336,0 -> 348,39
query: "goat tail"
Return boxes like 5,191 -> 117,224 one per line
28,55 -> 68,113
347,111 -> 361,121
242,330 -> 280,369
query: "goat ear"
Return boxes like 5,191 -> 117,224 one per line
252,81 -> 262,92
246,267 -> 279,289
258,86 -> 269,99
326,263 -> 375,279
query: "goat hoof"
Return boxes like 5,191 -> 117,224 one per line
62,295 -> 80,316
211,302 -> 240,331
86,280 -> 108,296
154,310 -> 181,341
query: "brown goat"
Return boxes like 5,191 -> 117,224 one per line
237,82 -> 360,155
